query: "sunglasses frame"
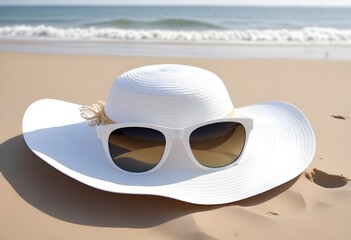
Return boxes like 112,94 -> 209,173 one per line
97,117 -> 253,175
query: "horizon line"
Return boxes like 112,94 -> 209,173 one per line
1,3 -> 351,7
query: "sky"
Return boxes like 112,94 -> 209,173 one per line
1,0 -> 351,6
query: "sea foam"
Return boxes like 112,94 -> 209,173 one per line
1,25 -> 351,44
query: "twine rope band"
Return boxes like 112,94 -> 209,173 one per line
80,101 -> 235,127
79,100 -> 114,127
225,107 -> 235,117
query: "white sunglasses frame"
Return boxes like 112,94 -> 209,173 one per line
97,117 -> 253,175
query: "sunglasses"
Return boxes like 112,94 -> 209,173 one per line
97,118 -> 253,174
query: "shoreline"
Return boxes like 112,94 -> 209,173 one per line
1,39 -> 351,60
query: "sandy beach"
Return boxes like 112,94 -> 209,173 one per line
0,52 -> 350,239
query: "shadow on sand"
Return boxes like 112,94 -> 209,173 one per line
0,134 -> 298,228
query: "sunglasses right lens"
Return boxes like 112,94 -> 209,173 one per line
108,127 -> 166,173
190,122 -> 246,168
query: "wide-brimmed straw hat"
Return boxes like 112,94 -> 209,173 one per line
22,64 -> 315,205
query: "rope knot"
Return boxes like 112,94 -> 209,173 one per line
79,100 -> 114,126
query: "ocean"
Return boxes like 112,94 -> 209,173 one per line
1,6 -> 351,59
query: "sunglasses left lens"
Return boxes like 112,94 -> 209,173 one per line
108,127 -> 166,173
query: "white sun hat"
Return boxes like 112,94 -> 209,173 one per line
22,64 -> 315,205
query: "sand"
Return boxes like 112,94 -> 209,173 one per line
0,52 -> 350,240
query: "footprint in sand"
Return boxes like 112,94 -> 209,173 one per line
305,168 -> 350,188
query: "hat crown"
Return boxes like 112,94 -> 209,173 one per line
104,64 -> 234,128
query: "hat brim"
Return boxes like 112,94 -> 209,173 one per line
22,99 -> 315,205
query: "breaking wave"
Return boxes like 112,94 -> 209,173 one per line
89,18 -> 224,30
1,25 -> 351,44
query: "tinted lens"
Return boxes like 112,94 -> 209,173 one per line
108,127 -> 166,173
190,122 -> 246,168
